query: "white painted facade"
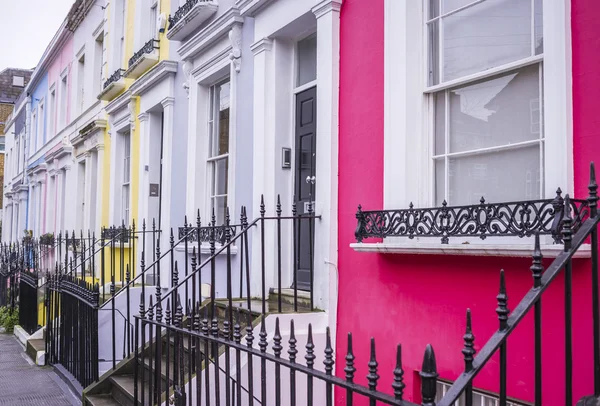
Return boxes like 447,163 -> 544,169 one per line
2,3 -> 106,244
175,0 -> 341,319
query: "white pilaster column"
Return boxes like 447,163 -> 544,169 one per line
4,201 -> 12,243
160,97 -> 175,289
95,145 -> 105,235
312,0 -> 341,322
137,112 -> 150,229
38,179 -> 46,236
184,62 -> 198,219
45,173 -> 55,235
27,181 -> 34,234
62,165 -> 73,232
84,153 -> 93,232
55,172 -> 64,235
250,38 -> 275,297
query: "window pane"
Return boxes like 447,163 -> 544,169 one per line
435,159 -> 446,204
448,144 -> 541,205
434,92 -> 446,155
429,0 -> 440,19
534,0 -> 543,54
218,84 -> 230,156
448,64 -> 540,153
213,158 -> 228,196
297,35 -> 317,87
428,20 -> 440,86
443,0 -> 532,82
442,0 -> 477,14
213,196 -> 228,226
212,81 -> 230,157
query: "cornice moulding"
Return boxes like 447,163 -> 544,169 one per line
129,60 -> 178,97
250,38 -> 272,55
236,0 -> 274,16
177,7 -> 243,61
312,0 -> 343,19
105,90 -> 132,115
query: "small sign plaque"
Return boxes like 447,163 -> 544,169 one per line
149,183 -> 160,197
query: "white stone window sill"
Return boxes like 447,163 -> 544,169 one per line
350,242 -> 592,258
175,244 -> 238,256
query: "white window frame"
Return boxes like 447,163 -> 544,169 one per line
150,0 -> 158,41
59,70 -> 69,130
436,380 -> 527,406
76,50 -> 86,115
37,98 -> 45,149
206,78 -> 231,226
48,85 -> 56,138
122,132 -> 131,226
31,108 -> 38,154
383,0 -> 572,237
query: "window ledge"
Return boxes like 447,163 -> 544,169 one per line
350,242 -> 592,258
98,78 -> 126,101
175,244 -> 238,256
123,52 -> 159,80
166,1 -> 219,42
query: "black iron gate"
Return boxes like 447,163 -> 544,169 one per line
19,270 -> 38,334
46,273 -> 99,388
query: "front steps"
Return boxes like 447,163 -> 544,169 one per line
84,300 -> 261,406
14,325 -> 46,365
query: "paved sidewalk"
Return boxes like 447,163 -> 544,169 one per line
0,333 -> 80,406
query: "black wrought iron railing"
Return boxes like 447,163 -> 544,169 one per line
19,269 -> 38,334
168,0 -> 210,29
128,38 -> 159,68
103,68 -> 125,90
46,273 -> 99,388
178,223 -> 238,245
355,189 -> 589,244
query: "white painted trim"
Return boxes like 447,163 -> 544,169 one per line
236,0 -> 274,17
542,0 -> 573,197
423,55 -> 544,94
174,245 -> 239,255
351,242 -> 592,259
191,47 -> 232,83
129,60 -> 178,96
293,80 -> 317,95
383,0 -> 573,214
177,7 -> 244,61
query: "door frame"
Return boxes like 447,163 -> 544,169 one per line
292,84 -> 317,291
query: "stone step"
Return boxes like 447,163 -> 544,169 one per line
578,395 -> 600,406
109,374 -> 153,406
86,394 -> 122,406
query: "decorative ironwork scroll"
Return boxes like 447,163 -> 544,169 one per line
168,0 -> 210,29
178,224 -> 238,245
103,69 -> 125,90
355,190 -> 590,244
128,39 -> 159,68
101,226 -> 130,243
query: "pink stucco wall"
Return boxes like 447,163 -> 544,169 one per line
47,36 -> 74,133
336,0 -> 600,404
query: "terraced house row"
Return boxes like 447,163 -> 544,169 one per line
3,0 -> 600,405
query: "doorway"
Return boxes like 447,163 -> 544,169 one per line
293,86 -> 316,291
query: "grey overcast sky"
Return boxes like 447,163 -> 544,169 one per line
0,0 -> 75,71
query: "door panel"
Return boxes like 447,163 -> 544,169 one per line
294,87 -> 316,291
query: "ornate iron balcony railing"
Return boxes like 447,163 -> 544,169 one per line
128,39 -> 159,68
178,224 -> 238,245
168,0 -> 209,29
101,226 -> 130,243
355,189 -> 590,244
103,68 -> 125,90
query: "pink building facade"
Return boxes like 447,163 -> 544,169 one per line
337,0 -> 600,405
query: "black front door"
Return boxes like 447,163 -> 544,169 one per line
294,87 -> 316,291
